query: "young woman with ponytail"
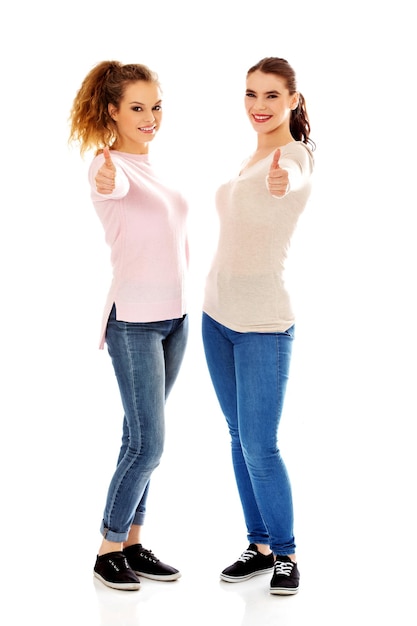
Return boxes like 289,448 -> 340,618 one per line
202,57 -> 315,596
69,61 -> 189,591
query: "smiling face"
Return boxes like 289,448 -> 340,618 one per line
108,80 -> 162,153
245,70 -> 299,143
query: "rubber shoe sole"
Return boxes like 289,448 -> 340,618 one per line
132,570 -> 180,581
270,584 -> 299,595
94,571 -> 141,591
221,565 -> 274,583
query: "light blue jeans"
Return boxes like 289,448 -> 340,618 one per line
101,305 -> 188,542
202,312 -> 296,555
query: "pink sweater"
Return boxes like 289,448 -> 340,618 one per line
89,151 -> 189,348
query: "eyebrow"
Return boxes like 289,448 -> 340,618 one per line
246,89 -> 280,96
129,100 -> 162,105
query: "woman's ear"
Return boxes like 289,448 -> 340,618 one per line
291,93 -> 300,111
108,103 -> 118,121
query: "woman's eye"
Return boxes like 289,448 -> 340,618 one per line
153,105 -> 162,111
132,106 -> 142,112
245,92 -> 255,98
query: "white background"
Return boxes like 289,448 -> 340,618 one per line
1,1 -> 416,624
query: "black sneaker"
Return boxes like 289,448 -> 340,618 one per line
123,544 -> 181,581
94,551 -> 141,591
270,555 -> 300,595
220,544 -> 274,582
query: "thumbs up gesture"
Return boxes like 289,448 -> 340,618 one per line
267,148 -> 289,198
95,147 -> 116,194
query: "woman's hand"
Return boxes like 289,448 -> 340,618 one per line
95,147 -> 116,194
267,149 -> 289,198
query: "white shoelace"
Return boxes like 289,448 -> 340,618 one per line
274,561 -> 294,576
238,548 -> 257,563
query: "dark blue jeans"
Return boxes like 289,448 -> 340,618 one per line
202,312 -> 296,555
101,305 -> 188,542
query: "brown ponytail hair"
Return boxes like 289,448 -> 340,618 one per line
247,57 -> 315,150
69,61 -> 159,156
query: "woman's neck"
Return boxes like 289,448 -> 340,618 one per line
256,130 -> 294,153
111,141 -> 149,155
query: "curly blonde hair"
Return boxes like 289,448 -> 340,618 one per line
69,60 -> 159,156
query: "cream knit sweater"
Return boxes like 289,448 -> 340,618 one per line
203,141 -> 314,333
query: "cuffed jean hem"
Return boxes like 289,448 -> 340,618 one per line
132,511 -> 146,526
100,507 -> 146,541
100,523 -> 130,543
